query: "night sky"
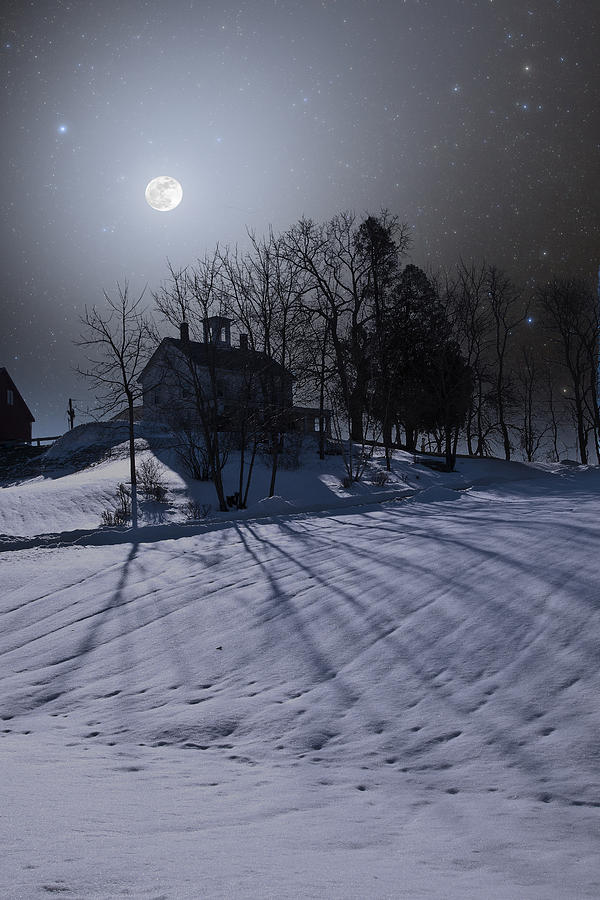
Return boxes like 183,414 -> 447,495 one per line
1,0 -> 598,436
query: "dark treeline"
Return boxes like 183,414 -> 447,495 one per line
153,210 -> 598,471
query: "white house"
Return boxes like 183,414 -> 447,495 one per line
138,317 -> 331,438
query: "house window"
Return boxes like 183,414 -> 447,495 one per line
314,417 -> 321,432
7,389 -> 14,406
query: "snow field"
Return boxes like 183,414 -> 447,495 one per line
1,433 -> 600,896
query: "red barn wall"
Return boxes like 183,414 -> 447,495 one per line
0,370 -> 34,442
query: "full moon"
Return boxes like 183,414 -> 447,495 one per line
145,175 -> 183,211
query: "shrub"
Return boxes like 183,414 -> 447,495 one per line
175,430 -> 211,480
100,482 -> 131,526
115,482 -> 131,519
372,471 -> 389,486
184,500 -> 212,521
136,457 -> 168,502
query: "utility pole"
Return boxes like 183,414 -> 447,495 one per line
67,398 -> 76,430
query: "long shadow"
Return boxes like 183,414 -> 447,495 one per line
6,488 -> 598,786
323,507 -> 600,603
231,521 -> 360,709
277,512 -> 600,681
123,542 -> 210,690
8,540 -> 141,717
277,514 -> 520,603
231,502 -> 598,683
235,515 -> 594,789
312,503 -> 600,664
5,532 -> 198,733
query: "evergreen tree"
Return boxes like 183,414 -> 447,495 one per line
372,265 -> 450,451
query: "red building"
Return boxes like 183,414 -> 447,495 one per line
0,368 -> 35,442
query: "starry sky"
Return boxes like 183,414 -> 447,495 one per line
1,0 -> 598,435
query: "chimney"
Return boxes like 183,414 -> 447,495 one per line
239,333 -> 248,351
180,321 -> 189,342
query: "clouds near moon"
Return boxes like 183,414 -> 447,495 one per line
145,176 -> 183,211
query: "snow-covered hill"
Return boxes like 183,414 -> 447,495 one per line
0,422 -> 417,537
1,432 -> 599,898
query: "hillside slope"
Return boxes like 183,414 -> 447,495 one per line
1,452 -> 600,897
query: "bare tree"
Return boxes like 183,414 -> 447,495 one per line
153,252 -> 232,511
425,341 -> 474,471
328,376 -> 378,485
445,261 -> 495,456
76,283 -> 153,528
283,211 -> 410,443
486,266 -> 528,460
515,345 -> 548,462
538,277 -> 598,464
306,308 -> 333,461
221,230 -> 308,497
544,370 -> 562,462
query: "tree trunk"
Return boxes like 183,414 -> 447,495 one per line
318,389 -> 326,462
237,424 -> 246,509
318,327 -> 327,460
243,438 -> 259,508
349,390 -> 364,443
209,431 -> 229,511
496,364 -> 511,460
588,381 -> 600,464
405,427 -> 417,453
444,424 -> 454,471
268,435 -> 281,497
127,393 -> 138,529
574,393 -> 588,464
452,425 -> 460,465
382,418 -> 393,471
466,403 -> 475,456
475,385 -> 485,456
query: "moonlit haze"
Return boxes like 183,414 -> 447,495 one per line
1,0 -> 598,434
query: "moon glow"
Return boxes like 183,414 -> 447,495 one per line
145,175 -> 183,211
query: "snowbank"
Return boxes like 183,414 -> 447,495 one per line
42,421 -> 130,461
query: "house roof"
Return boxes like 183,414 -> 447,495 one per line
139,337 -> 292,381
110,405 -> 145,423
0,368 -> 35,421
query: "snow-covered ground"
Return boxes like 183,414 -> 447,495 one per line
1,428 -> 599,898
